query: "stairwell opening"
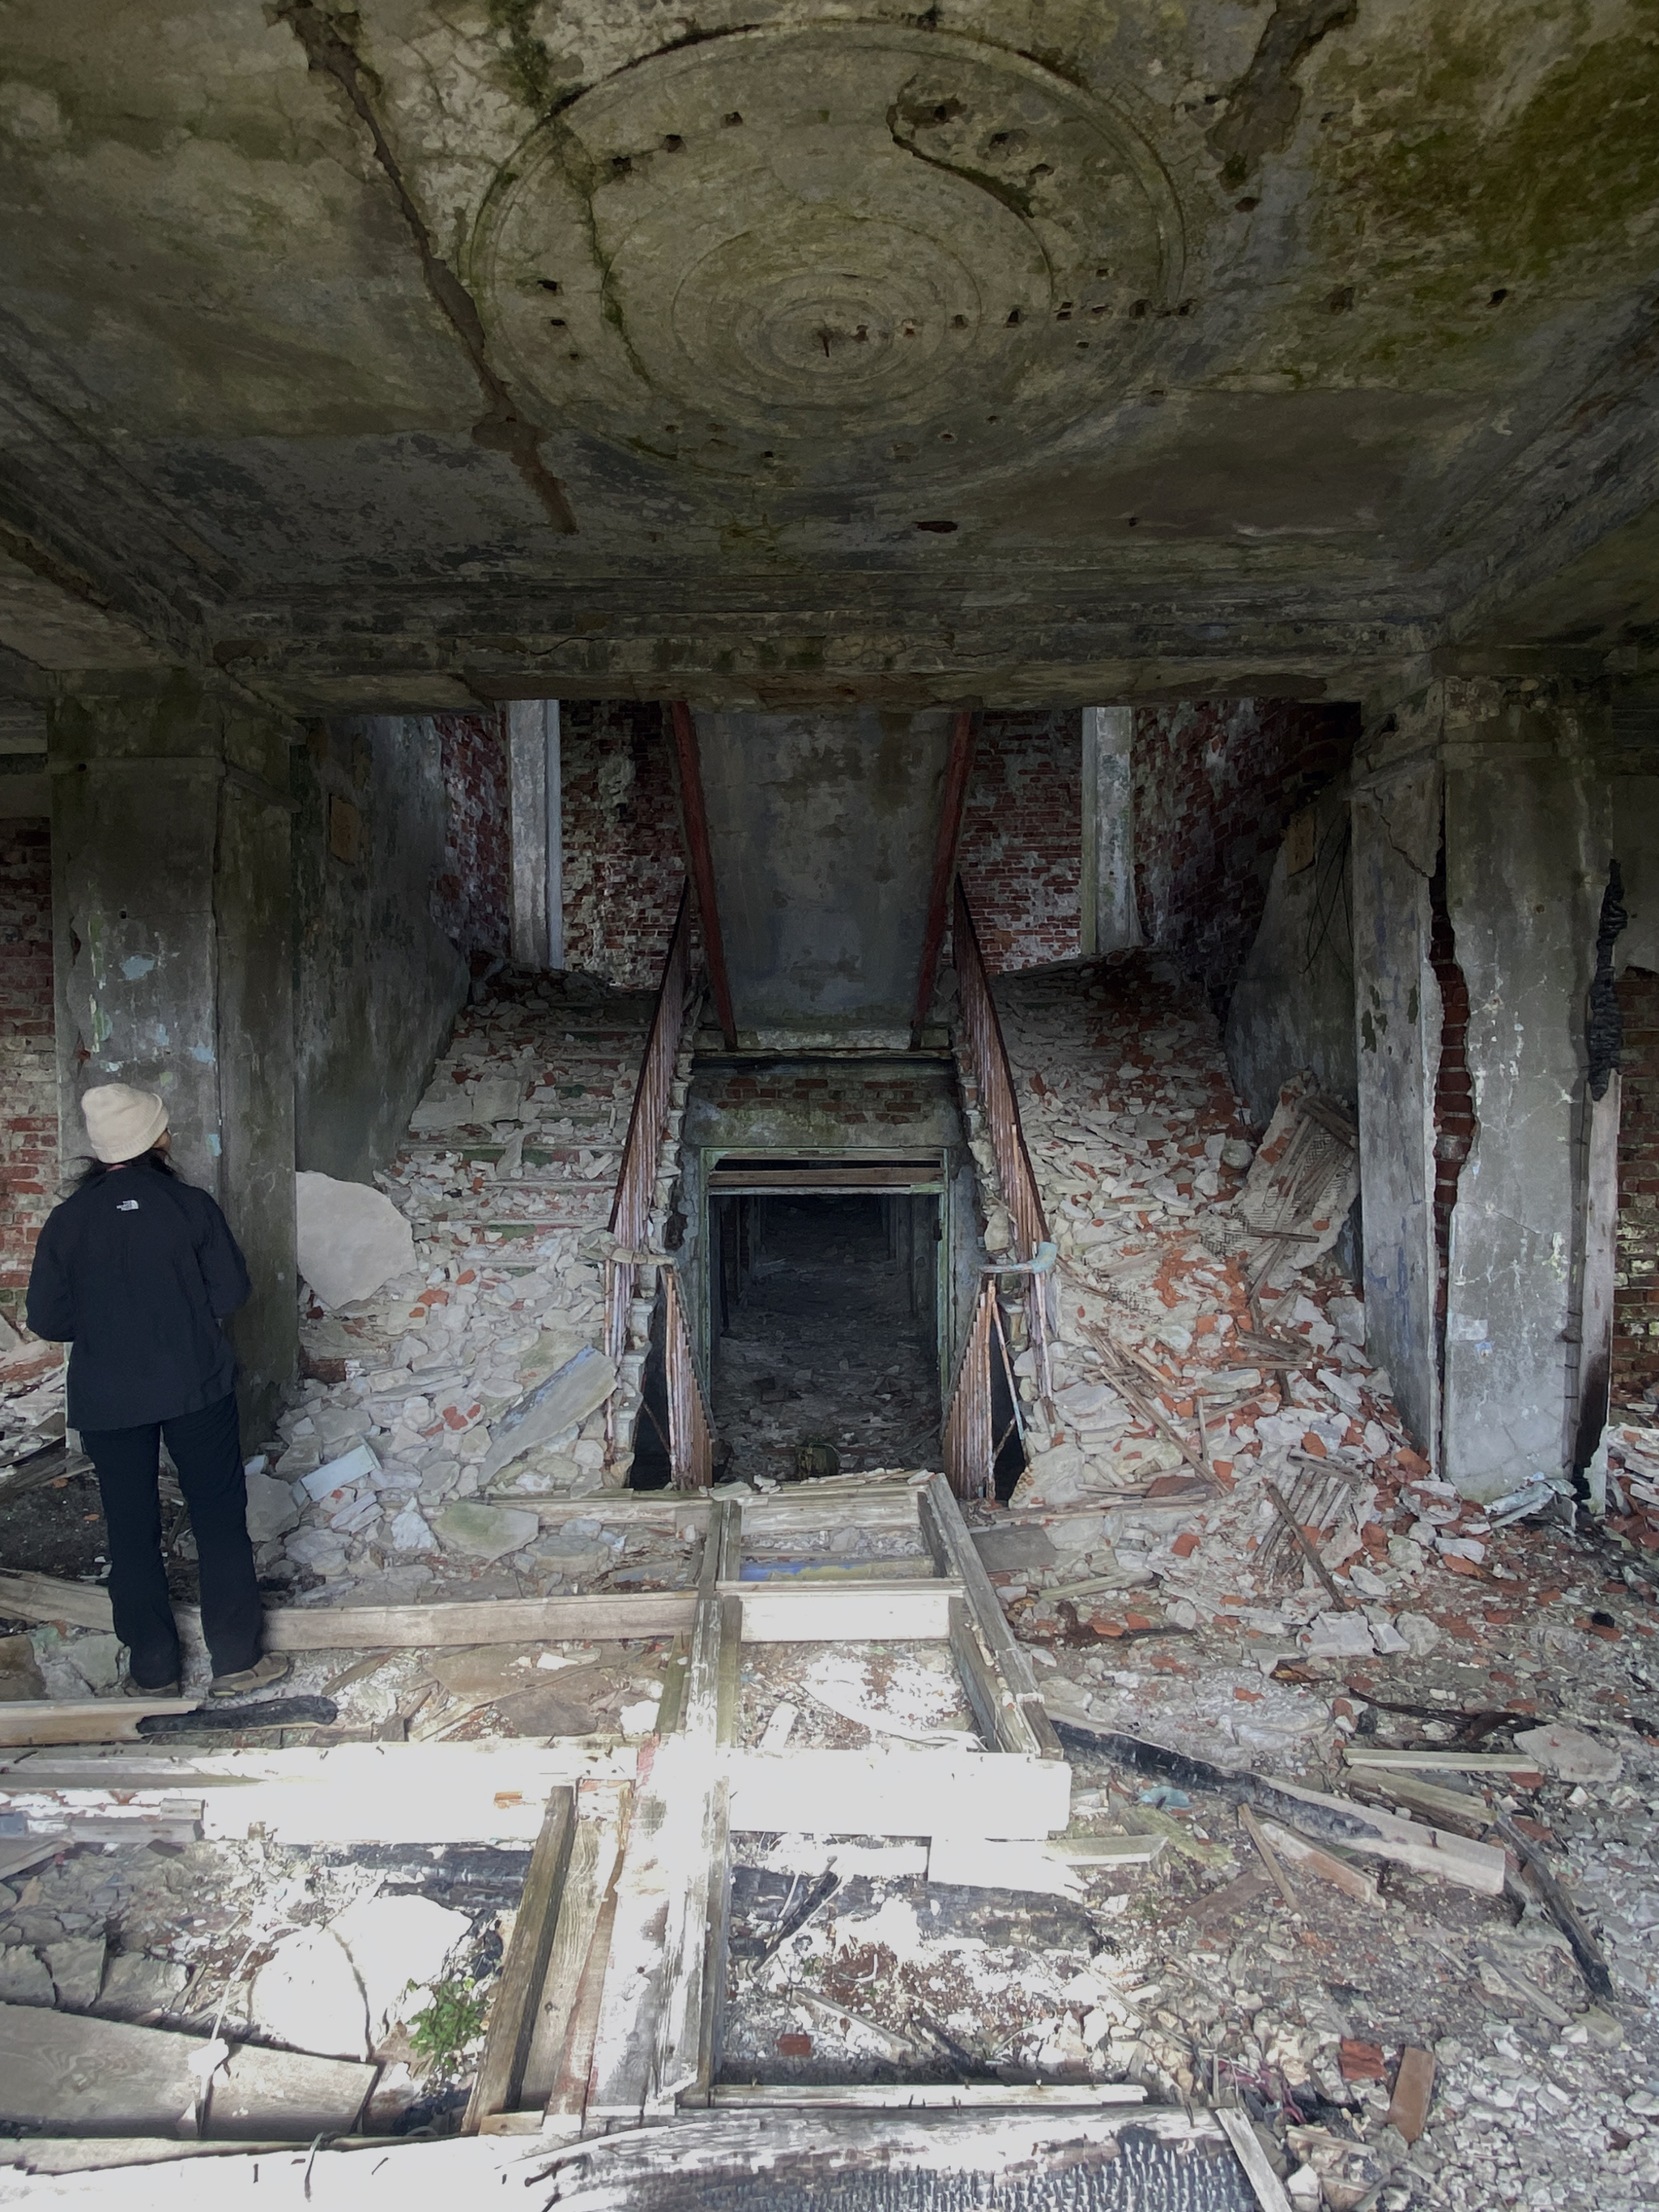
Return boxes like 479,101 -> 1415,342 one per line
707,1188 -> 942,1484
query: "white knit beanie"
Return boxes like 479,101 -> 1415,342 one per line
82,1084 -> 169,1165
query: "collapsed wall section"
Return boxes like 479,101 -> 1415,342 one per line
560,701 -> 687,991
1133,699 -> 1358,1016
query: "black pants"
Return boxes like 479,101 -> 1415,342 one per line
82,1392 -> 262,1686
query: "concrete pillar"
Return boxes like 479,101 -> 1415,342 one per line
1351,671 -> 1636,1497
508,699 -> 561,970
49,676 -> 296,1430
1440,679 -> 1610,1496
1080,706 -> 1143,956
1350,702 -> 1443,1463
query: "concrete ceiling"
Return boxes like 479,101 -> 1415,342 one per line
0,1 -> 1655,712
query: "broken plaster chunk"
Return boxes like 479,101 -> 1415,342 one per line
433,1499 -> 540,1562
1511,1724 -> 1623,1784
0,1950 -> 54,2006
477,1346 -> 616,1485
97,1953 -> 190,2022
296,1170 -> 416,1311
245,1467 -> 301,1543
1303,1611 -> 1375,1660
41,1935 -> 106,2011
388,1504 -> 437,1554
326,1894 -> 471,2048
300,1441 -> 381,1502
249,1927 -> 369,2061
1392,1612 -> 1442,1657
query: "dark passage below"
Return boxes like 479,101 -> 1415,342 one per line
708,1191 -> 941,1485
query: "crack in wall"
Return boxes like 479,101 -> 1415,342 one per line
1206,0 -> 1358,187
275,0 -> 578,535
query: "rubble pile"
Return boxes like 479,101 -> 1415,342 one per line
253,972 -> 695,1608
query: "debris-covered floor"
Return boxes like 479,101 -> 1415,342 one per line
2,957 -> 1659,2206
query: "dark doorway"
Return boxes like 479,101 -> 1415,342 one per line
710,1192 -> 940,1485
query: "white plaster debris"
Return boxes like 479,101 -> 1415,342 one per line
295,1170 -> 418,1312
251,975 -> 699,1606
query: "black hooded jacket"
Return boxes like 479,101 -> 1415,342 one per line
25,1157 -> 251,1430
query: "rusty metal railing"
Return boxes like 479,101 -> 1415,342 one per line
945,882 -> 1056,1493
603,883 -> 713,1488
943,1275 -> 997,1501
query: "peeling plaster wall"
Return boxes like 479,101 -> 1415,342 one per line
0,812 -> 55,1318
292,716 -> 467,1187
1134,701 -> 1358,1014
1615,965 -> 1659,1398
1224,776 -> 1356,1127
958,709 -> 1083,973
49,679 -> 296,1428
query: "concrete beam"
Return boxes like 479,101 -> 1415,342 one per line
1080,706 -> 1142,957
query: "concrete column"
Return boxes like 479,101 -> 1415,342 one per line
49,676 -> 296,1430
508,699 -> 561,970
1350,699 -> 1444,1464
1440,679 -> 1610,1495
1080,705 -> 1142,956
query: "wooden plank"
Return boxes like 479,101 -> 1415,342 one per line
1345,1771 -> 1494,1833
0,1742 -> 633,1845
947,1593 -> 1043,1756
730,1579 -> 954,1642
262,1594 -> 697,1650
1343,1749 -> 1544,1775
723,1747 -> 1071,1839
1269,1778 -> 1506,1895
463,1788 -> 577,2132
918,1475 -> 1062,1758
709,2082 -> 1147,2111
0,1697 -> 198,1749
1216,2106 -> 1296,2212
0,2002 -> 374,2140
0,1571 -> 113,1631
1239,1804 -> 1299,1911
668,701 -> 736,1048
522,1781 -> 630,2124
1257,1819 -> 1380,1907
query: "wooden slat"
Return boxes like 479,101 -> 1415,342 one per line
463,1787 -> 578,2131
535,1784 -> 633,2137
710,2082 -> 1147,2111
918,1474 -> 1062,1758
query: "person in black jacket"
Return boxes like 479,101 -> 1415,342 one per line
26,1084 -> 290,1699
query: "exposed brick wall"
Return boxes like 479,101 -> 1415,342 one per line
699,1068 -> 946,1130
561,701 -> 687,991
1429,846 -> 1474,1330
958,709 -> 1082,973
432,711 -> 511,970
1614,964 -> 1659,1400
0,819 -> 57,1315
1132,700 -> 1358,1011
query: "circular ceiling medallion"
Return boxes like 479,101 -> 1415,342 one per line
473,24 -> 1183,486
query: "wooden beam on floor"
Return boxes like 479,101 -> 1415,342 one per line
668,700 -> 736,1048
463,1787 -> 578,2133
722,1745 -> 1070,1838
708,2082 -> 1148,2111
911,710 -> 978,1047
917,1474 -> 1062,1758
521,1779 -> 632,2137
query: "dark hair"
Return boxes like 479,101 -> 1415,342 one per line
70,1146 -> 180,1192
